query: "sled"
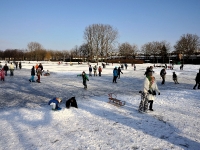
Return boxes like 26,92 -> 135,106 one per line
108,93 -> 126,106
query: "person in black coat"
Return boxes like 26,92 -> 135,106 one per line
117,67 -> 123,79
66,97 -> 78,108
193,69 -> 200,89
3,64 -> 9,76
29,66 -> 35,82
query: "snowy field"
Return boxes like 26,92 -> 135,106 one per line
0,61 -> 200,150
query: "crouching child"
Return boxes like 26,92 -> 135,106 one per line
66,97 -> 78,109
48,97 -> 62,110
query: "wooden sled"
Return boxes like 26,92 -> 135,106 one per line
108,93 -> 126,106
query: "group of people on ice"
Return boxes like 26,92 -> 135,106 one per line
0,62 -> 21,81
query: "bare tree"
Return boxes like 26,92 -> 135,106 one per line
84,24 -> 118,62
27,42 -> 43,60
174,34 -> 200,61
118,42 -> 138,58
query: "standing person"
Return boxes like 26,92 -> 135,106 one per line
98,66 -> 102,76
89,65 -> 92,76
93,65 -> 97,76
38,63 -> 43,76
3,64 -> 9,76
9,63 -> 15,76
77,71 -> 89,89
147,76 -> 160,111
134,64 -> 136,71
113,67 -> 118,83
193,69 -> 200,89
36,68 -> 42,83
160,67 -> 166,84
29,66 -> 35,82
172,72 -> 179,84
125,63 -> 128,69
15,62 -> 18,70
19,62 -> 22,69
0,68 -> 5,81
139,71 -> 160,112
117,67 -> 123,79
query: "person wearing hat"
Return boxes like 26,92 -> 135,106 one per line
193,69 -> 200,89
113,67 -> 118,83
77,71 -> 89,89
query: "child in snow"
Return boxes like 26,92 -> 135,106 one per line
113,67 -> 118,83
172,72 -> 179,84
117,67 -> 123,79
139,71 -> 160,112
98,66 -> 102,76
29,66 -> 35,82
77,71 -> 89,89
0,68 -> 5,81
193,69 -> 200,89
48,97 -> 62,110
66,97 -> 78,109
36,68 -> 42,83
44,70 -> 50,76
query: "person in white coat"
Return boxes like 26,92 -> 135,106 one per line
144,75 -> 160,111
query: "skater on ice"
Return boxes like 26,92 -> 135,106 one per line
77,71 -> 89,89
193,69 -> 200,89
172,72 -> 179,84
117,67 -> 123,79
160,67 -> 166,84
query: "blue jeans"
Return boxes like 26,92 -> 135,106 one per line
30,75 -> 35,81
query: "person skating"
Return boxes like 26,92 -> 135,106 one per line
117,67 -> 123,79
77,71 -> 89,89
160,67 -> 166,84
172,72 -> 179,84
29,66 -> 35,82
113,67 -> 118,83
193,69 -> 200,89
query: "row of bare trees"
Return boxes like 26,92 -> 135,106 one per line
0,23 -> 199,62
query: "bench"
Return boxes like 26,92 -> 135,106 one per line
108,93 -> 126,106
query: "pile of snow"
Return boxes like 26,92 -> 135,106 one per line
0,61 -> 199,150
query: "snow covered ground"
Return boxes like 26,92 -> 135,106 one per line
0,61 -> 199,150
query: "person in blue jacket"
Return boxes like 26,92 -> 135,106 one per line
113,67 -> 118,83
48,97 -> 62,110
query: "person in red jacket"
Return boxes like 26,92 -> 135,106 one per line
98,66 -> 102,76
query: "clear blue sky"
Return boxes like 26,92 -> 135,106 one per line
0,0 -> 200,51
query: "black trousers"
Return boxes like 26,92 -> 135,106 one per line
161,76 -> 165,84
148,100 -> 153,109
113,76 -> 117,83
193,81 -> 200,89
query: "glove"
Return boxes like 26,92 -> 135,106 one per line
158,92 -> 160,95
148,90 -> 152,94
